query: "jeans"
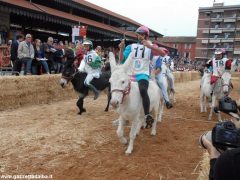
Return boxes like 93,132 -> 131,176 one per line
156,73 -> 170,103
32,61 -> 49,75
21,58 -> 32,75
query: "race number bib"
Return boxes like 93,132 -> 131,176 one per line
215,60 -> 224,68
86,54 -> 93,64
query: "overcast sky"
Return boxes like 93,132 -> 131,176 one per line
85,0 -> 240,37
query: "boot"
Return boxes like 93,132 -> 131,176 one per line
166,101 -> 173,109
87,84 -> 100,100
145,114 -> 154,129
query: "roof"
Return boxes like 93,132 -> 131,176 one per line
72,0 -> 162,37
199,4 -> 240,11
73,0 -> 142,26
159,36 -> 196,43
0,0 -> 137,38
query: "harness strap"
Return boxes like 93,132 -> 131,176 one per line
111,81 -> 131,104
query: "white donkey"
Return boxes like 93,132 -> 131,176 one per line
231,59 -> 240,73
109,52 -> 163,155
200,71 -> 232,121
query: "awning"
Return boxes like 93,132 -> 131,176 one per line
0,0 -> 137,39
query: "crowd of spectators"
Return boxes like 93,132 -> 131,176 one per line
173,57 -> 205,72
1,34 -> 120,76
2,34 -> 206,76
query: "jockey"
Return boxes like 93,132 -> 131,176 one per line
119,25 -> 165,127
161,48 -> 175,93
208,48 -> 231,84
207,48 -> 232,100
151,44 -> 173,109
78,40 -> 102,100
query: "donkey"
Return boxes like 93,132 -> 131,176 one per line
60,57 -> 111,115
200,71 -> 232,121
231,59 -> 240,73
109,52 -> 163,155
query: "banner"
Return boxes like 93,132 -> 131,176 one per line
72,25 -> 87,44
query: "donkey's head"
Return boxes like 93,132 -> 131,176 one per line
109,52 -> 133,108
220,71 -> 232,95
60,49 -> 76,88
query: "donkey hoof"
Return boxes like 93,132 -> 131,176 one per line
151,130 -> 156,136
120,138 -> 128,144
125,149 -> 132,155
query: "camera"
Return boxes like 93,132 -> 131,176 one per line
199,96 -> 240,151
199,121 -> 240,151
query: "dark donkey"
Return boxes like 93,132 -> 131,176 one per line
60,51 -> 111,115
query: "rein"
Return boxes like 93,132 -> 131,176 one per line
61,66 -> 79,81
111,81 -> 131,104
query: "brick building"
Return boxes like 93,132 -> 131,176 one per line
159,36 -> 196,60
196,2 -> 240,62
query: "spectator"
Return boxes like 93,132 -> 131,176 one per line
75,43 -> 84,67
18,34 -> 34,75
11,34 -> 24,75
32,39 -> 49,75
53,43 -> 64,73
43,37 -> 55,73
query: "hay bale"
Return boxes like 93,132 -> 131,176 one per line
0,75 -> 76,111
0,72 -> 201,111
173,71 -> 200,83
197,152 -> 209,180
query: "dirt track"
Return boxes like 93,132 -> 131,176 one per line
0,79 -> 239,180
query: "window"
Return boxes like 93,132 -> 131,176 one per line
226,24 -> 231,29
216,14 -> 220,18
205,21 -> 210,25
201,50 -> 207,56
215,24 -> 219,29
184,43 -> 191,49
173,44 -> 178,49
214,34 -> 218,39
225,33 -> 230,39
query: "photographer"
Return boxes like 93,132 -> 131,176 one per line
201,135 -> 240,180
200,96 -> 240,180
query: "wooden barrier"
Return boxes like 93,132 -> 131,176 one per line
0,72 -> 201,111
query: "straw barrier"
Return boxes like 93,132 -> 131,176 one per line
0,72 -> 200,111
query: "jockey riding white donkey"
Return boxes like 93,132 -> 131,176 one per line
78,40 -> 102,100
118,25 -> 165,128
109,52 -> 163,154
161,48 -> 175,94
151,44 -> 173,109
206,48 -> 232,99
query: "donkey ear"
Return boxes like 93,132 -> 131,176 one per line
122,52 -> 133,72
109,52 -> 117,71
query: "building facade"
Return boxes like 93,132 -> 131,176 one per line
159,36 -> 196,60
196,3 -> 240,62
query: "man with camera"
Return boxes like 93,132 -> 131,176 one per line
199,96 -> 240,180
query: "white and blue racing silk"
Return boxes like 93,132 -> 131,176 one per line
122,43 -> 152,81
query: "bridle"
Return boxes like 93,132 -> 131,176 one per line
61,66 -> 79,82
111,81 -> 131,104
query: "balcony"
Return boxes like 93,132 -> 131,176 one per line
202,30 -> 209,34
211,18 -> 223,22
209,39 -> 220,43
201,40 -> 208,44
210,29 -> 222,33
224,19 -> 236,23
221,39 -> 234,43
234,50 -> 240,54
